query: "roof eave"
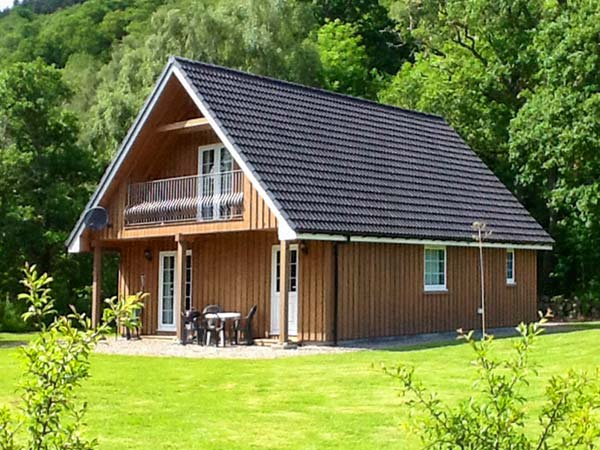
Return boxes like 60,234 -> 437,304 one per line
66,60 -> 179,253
67,58 -> 300,252
295,232 -> 553,251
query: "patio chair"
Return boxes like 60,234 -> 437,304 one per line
203,304 -> 225,346
232,305 -> 257,345
181,309 -> 203,345
201,304 -> 222,314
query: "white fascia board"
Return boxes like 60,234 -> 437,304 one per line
66,62 -> 177,253
296,234 -> 551,250
348,236 -> 553,251
171,66 -> 296,242
295,233 -> 349,242
67,61 -> 297,252
277,221 -> 297,241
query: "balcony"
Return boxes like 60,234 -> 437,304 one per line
124,170 -> 244,226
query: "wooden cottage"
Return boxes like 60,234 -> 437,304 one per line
67,57 -> 553,344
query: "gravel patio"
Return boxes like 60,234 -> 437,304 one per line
94,322 -> 598,359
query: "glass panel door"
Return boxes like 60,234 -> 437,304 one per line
198,145 -> 236,220
199,149 -> 216,220
158,251 -> 192,331
270,245 -> 299,336
159,253 -> 176,331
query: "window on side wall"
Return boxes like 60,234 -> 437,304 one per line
424,246 -> 447,292
506,249 -> 515,284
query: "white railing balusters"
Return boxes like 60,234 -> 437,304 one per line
124,170 -> 244,226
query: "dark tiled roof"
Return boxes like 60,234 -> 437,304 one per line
174,57 -> 553,245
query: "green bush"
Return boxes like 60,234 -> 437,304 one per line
383,319 -> 600,449
541,287 -> 600,320
103,292 -> 146,340
0,264 -> 143,449
0,298 -> 30,333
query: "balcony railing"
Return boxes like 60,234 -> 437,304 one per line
124,170 -> 244,226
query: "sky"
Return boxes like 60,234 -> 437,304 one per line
0,0 -> 12,10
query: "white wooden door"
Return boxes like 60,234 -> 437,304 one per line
270,244 -> 299,336
158,250 -> 192,332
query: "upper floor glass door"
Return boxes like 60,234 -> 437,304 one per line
198,144 -> 236,220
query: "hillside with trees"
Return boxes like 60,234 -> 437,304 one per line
0,0 -> 599,328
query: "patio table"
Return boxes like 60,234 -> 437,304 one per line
204,312 -> 241,346
204,312 -> 241,321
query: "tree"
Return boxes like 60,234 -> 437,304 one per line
103,292 -> 146,340
84,0 -> 321,162
0,0 -> 166,68
315,19 -> 377,98
381,0 -> 545,185
0,60 -> 95,315
509,1 -> 600,301
305,0 -> 411,76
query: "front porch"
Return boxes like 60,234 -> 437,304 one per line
91,230 -> 334,344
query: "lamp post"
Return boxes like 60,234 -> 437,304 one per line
472,221 -> 492,339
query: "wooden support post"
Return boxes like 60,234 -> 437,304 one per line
175,235 -> 188,343
91,243 -> 102,329
279,240 -> 290,344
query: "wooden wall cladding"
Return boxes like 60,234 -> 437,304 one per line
119,237 -> 537,340
118,231 -> 333,339
81,75 -> 277,249
118,238 -> 176,335
90,127 -> 278,244
335,244 -> 537,341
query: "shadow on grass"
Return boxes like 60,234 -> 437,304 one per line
0,340 -> 28,349
346,321 -> 600,354
544,321 -> 600,333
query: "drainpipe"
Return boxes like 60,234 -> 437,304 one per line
332,235 -> 350,346
333,242 -> 339,346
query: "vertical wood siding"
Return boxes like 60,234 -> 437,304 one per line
92,127 -> 277,243
118,238 -> 536,340
118,238 -> 175,335
118,232 -> 332,339
298,240 -> 334,342
82,76 -> 277,249
336,244 -> 537,341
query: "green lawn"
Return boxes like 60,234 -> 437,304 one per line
1,329 -> 600,449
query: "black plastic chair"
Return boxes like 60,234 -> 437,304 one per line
181,309 -> 203,345
202,304 -> 221,314
232,305 -> 257,345
203,305 -> 225,346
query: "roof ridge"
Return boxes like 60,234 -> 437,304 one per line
170,55 -> 445,122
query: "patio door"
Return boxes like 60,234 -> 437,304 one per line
158,250 -> 192,332
198,144 -> 234,220
270,244 -> 298,336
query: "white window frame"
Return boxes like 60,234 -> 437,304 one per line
185,251 -> 193,312
198,143 -> 236,220
198,143 -> 223,220
157,249 -> 192,332
506,249 -> 515,285
424,246 -> 447,292
270,244 -> 299,336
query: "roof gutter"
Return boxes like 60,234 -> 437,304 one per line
296,233 -> 553,251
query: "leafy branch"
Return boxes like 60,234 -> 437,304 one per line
383,318 -> 600,449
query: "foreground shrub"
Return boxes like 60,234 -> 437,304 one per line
383,319 -> 600,449
0,264 -> 142,450
103,293 -> 146,340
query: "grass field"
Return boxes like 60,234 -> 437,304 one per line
1,328 -> 599,449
